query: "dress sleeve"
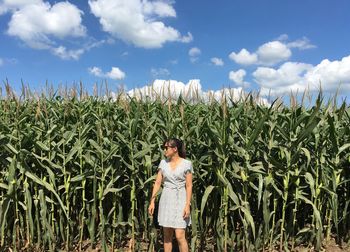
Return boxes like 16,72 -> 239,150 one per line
158,160 -> 165,173
185,161 -> 194,175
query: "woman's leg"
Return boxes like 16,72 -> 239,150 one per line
163,227 -> 174,252
175,228 -> 188,252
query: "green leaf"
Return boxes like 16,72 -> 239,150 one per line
240,206 -> 256,239
89,139 -> 103,154
103,185 -> 129,198
5,143 -> 19,155
200,185 -> 215,217
35,141 -> 50,152
339,143 -> 350,155
24,171 -> 69,220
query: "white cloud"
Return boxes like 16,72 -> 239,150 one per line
125,79 -> 269,105
7,1 -> 86,49
304,56 -> 350,91
229,69 -> 250,87
229,48 -> 258,65
287,37 -> 316,50
151,68 -> 170,78
89,66 -> 126,80
211,57 -> 224,66
189,47 -> 201,57
229,36 -> 315,66
256,41 -> 291,65
205,87 -> 262,104
0,58 -> 3,66
88,0 -> 192,48
0,0 -> 110,60
142,1 -> 176,17
50,39 -> 109,60
179,32 -> 193,43
276,34 -> 289,41
52,46 -> 84,60
253,55 -> 350,95
253,62 -> 312,90
128,79 -> 199,100
189,47 -> 201,63
0,0 -> 41,14
108,67 -> 126,80
89,66 -> 103,77
2,0 -> 95,60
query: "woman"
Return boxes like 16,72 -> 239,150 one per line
148,138 -> 193,252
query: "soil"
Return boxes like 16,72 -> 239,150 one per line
1,237 -> 349,251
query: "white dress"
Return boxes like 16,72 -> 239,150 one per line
157,158 -> 193,228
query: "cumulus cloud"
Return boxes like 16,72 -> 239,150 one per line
229,69 -> 250,87
125,79 -> 269,105
189,47 -> 201,63
253,55 -> 350,95
151,68 -> 170,78
229,48 -> 258,65
256,41 -> 291,65
211,57 -> 224,66
7,1 -> 86,49
253,62 -> 312,92
128,79 -> 201,100
229,36 -> 315,66
304,56 -> 350,91
0,0 -> 41,14
88,0 -> 192,48
1,0 -> 98,60
127,79 -> 239,102
142,1 -> 176,17
89,66 -> 126,80
108,67 -> 126,80
230,42 -> 290,66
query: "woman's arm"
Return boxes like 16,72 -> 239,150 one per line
150,170 -> 163,203
185,172 -> 193,207
183,172 -> 193,219
148,170 -> 163,216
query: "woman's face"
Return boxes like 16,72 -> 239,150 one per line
163,142 -> 177,158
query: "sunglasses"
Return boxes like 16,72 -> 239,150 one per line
163,145 -> 175,150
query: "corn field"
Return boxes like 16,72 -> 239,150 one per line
0,84 -> 350,251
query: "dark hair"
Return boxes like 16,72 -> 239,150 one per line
163,138 -> 186,158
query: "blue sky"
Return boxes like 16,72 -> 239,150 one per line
1,0 -> 350,101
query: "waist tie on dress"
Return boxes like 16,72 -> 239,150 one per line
164,184 -> 185,190
164,184 -> 185,221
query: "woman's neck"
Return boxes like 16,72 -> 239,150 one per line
168,155 -> 181,162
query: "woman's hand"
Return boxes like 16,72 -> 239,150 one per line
148,201 -> 155,216
183,204 -> 190,219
